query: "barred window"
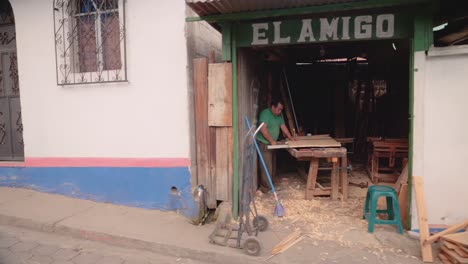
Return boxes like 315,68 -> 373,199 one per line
54,0 -> 127,85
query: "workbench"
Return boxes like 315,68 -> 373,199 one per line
288,147 -> 348,201
367,138 -> 408,183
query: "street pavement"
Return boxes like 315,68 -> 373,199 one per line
0,225 -> 201,264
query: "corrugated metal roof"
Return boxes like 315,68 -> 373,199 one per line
186,0 -> 364,17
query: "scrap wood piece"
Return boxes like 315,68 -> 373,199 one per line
441,245 -> 468,264
425,221 -> 468,245
443,240 -> 468,258
272,230 -> 302,254
438,252 -> 453,264
272,230 -> 302,255
265,231 -> 306,261
413,176 -> 434,262
443,232 -> 468,248
316,182 -> 325,190
295,134 -> 332,140
287,138 -> 342,148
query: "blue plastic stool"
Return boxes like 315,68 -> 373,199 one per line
363,185 -> 403,234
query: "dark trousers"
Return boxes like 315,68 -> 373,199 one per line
258,142 -> 276,192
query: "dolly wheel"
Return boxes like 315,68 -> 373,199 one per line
243,237 -> 261,256
253,215 -> 269,232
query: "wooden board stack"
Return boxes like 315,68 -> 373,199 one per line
439,232 -> 468,264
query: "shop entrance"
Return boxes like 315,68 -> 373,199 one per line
238,38 -> 410,233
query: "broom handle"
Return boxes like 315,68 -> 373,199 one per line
245,117 -> 278,194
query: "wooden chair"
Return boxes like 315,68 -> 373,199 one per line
369,139 -> 408,183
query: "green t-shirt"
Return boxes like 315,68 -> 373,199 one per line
256,108 -> 285,144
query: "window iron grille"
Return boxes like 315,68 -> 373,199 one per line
53,0 -> 127,85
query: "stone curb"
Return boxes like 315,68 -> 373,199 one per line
0,214 -> 266,264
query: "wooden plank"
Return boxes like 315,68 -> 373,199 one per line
267,136 -> 336,149
267,143 -> 289,149
268,138 -> 341,149
288,147 -> 347,159
215,127 -> 228,201
425,222 -> 468,245
209,126 -> 217,207
208,63 -> 232,126
399,183 -> 409,230
295,134 -> 331,140
331,160 -> 339,200
193,58 -> 214,207
439,252 -> 454,264
413,176 -> 434,262
443,240 -> 468,258
335,137 -> 354,144
214,127 -> 233,202
340,155 -> 348,201
443,232 -> 468,248
193,58 -> 210,192
311,189 -> 332,196
271,230 -> 302,255
306,159 -> 319,200
441,245 -> 468,264
287,139 -> 341,148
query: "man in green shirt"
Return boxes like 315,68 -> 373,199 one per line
257,100 -> 294,193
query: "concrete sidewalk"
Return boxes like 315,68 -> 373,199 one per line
0,187 -> 427,264
0,187 -> 286,264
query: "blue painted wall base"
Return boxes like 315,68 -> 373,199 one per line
0,167 -> 198,218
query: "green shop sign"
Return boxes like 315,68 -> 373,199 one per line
236,13 -> 411,47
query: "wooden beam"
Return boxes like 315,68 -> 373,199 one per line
215,127 -> 233,202
340,155 -> 348,201
193,58 -> 216,207
208,63 -> 233,126
398,184 -> 409,230
306,159 -> 319,200
424,221 -> 468,245
413,176 -> 434,262
331,159 -> 339,200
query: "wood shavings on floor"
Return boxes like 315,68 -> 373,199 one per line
254,164 -> 420,259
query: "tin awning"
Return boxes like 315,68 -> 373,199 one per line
186,0 -> 363,17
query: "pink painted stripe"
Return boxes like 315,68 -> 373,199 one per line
0,158 -> 190,168
0,162 -> 26,167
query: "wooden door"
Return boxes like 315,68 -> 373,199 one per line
0,24 -> 23,160
193,58 -> 233,208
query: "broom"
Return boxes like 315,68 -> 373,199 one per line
245,117 -> 285,217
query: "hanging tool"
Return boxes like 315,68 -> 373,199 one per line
245,117 -> 285,217
282,68 -> 299,132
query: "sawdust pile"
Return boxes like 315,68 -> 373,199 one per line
255,165 -> 372,242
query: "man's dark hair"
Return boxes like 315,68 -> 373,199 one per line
270,99 -> 283,107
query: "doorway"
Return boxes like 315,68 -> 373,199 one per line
0,1 -> 24,161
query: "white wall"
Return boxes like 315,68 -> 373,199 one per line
11,0 -> 190,158
412,45 -> 468,227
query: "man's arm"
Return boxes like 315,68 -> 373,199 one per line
280,124 -> 294,141
260,123 -> 277,145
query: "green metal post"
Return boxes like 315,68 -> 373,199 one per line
232,25 -> 239,220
